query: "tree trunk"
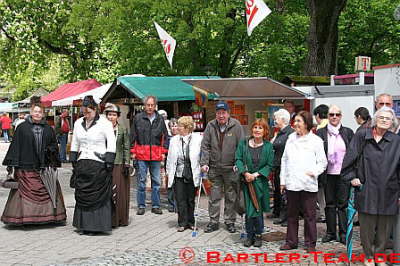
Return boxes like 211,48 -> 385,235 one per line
304,0 -> 346,76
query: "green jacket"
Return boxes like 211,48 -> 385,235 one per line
235,138 -> 274,217
114,124 -> 130,165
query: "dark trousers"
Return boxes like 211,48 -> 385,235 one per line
174,177 -> 195,227
167,188 -> 175,210
245,215 -> 263,240
324,174 -> 350,237
359,213 -> 396,259
273,170 -> 282,217
286,190 -> 317,248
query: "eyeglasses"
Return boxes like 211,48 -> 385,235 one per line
329,113 -> 342,117
378,102 -> 392,107
377,116 -> 392,121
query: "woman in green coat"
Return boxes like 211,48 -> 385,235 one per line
235,118 -> 274,247
104,103 -> 131,227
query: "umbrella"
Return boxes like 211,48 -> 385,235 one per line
346,186 -> 359,262
247,182 -> 260,212
40,167 -> 58,209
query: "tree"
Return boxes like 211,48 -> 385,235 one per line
303,0 -> 347,76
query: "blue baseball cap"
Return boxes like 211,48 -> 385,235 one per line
215,101 -> 229,111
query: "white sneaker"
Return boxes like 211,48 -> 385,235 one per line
376,262 -> 387,266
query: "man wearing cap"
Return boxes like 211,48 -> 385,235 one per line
200,101 -> 244,233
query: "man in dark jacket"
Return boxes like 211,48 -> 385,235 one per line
131,96 -> 168,215
200,101 -> 244,233
316,105 -> 354,244
271,109 -> 294,224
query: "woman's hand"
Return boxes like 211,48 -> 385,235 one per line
244,172 -> 255,183
280,185 -> 286,194
351,178 -> 362,187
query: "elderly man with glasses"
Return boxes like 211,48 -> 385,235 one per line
316,105 -> 354,244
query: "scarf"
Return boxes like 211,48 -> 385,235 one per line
327,123 -> 341,164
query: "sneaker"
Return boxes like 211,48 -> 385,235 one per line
136,208 -> 145,215
225,223 -> 236,233
253,234 -> 262,247
204,223 -> 219,233
151,208 -> 163,215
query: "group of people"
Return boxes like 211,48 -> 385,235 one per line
1,93 -> 399,266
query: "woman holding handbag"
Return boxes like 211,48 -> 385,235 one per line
166,116 -> 202,232
104,103 -> 131,227
235,118 -> 274,247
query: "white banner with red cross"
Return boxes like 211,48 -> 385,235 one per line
154,21 -> 176,68
245,0 -> 272,36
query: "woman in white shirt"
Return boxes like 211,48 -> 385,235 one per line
166,116 -> 202,232
279,111 -> 327,252
70,96 -> 116,235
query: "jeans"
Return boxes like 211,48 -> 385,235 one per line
245,215 -> 263,240
137,160 -> 161,209
57,133 -> 68,161
3,129 -> 9,142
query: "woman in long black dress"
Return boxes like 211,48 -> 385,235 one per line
70,96 -> 116,235
1,96 -> 66,225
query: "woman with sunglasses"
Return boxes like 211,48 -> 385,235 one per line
316,105 -> 354,244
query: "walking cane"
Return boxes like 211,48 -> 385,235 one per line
192,172 -> 205,237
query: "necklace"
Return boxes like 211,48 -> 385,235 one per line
249,138 -> 264,148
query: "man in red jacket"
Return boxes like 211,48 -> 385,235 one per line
0,113 -> 12,143
130,96 -> 168,215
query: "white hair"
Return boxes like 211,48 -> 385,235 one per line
274,109 -> 290,125
328,104 -> 342,114
371,106 -> 399,130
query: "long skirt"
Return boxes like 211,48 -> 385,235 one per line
111,164 -> 131,227
72,159 -> 112,232
1,169 -> 67,225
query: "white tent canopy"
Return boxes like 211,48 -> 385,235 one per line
52,83 -> 111,107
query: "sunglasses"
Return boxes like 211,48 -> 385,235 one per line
329,113 -> 342,117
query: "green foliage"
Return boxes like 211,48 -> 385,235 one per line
338,0 -> 400,73
0,0 -> 399,96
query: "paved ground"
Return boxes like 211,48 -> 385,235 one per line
0,143 -> 373,266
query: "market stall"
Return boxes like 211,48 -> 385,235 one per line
102,75 -> 219,131
183,77 -> 311,132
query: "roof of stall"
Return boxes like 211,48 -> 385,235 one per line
183,77 -> 311,100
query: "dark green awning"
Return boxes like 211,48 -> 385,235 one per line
113,76 -> 220,102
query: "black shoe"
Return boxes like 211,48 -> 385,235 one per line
322,234 -> 336,243
204,223 -> 219,233
280,221 -> 287,227
353,220 -> 360,226
243,238 -> 254,247
253,234 -> 262,247
226,223 -> 236,233
339,234 -> 346,244
151,208 -> 163,215
168,206 -> 175,213
273,219 -> 284,225
136,208 -> 145,215
316,217 -> 326,223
